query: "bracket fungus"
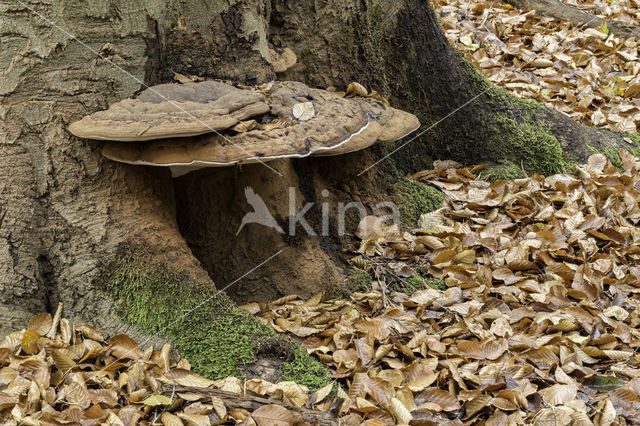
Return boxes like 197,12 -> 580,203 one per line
68,81 -> 269,141
69,80 -> 420,176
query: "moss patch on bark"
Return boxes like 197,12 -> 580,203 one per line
487,111 -> 566,176
394,179 -> 445,229
382,51 -> 571,177
95,251 -> 330,390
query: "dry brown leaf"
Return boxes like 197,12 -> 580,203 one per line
541,383 -> 578,406
161,412 -> 184,426
75,324 -> 105,342
108,334 -> 143,359
418,388 -> 460,411
28,313 -> 52,336
176,413 -> 211,426
21,329 -> 40,355
251,404 -> 294,426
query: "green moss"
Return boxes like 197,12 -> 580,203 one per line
480,160 -> 525,182
587,144 -> 624,171
328,268 -> 373,299
95,251 -> 330,390
621,132 -> 640,144
394,273 -> 447,295
399,274 -> 426,294
279,345 -> 331,390
345,268 -> 373,292
417,266 -> 447,290
459,55 -> 571,176
488,113 -> 566,176
395,178 -> 445,229
425,277 -> 447,290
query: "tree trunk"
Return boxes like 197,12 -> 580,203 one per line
0,0 -> 211,341
0,0 -> 631,377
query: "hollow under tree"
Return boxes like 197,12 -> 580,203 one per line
0,0 -> 632,383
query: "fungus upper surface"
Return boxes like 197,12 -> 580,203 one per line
68,81 -> 269,141
71,80 -> 420,175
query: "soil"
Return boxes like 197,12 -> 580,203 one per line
242,358 -> 283,384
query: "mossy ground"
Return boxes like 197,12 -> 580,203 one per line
479,160 -> 525,181
397,269 -> 447,294
278,345 -> 331,390
95,251 -> 330,390
377,270 -> 447,295
329,266 -> 446,297
327,267 -> 373,299
395,178 -> 445,229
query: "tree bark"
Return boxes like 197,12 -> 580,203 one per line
0,0 -> 632,351
0,0 -> 215,338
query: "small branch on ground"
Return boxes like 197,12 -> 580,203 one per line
164,385 -> 340,425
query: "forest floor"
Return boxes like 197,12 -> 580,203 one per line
432,0 -> 640,135
2,0 -> 640,424
3,151 -> 640,424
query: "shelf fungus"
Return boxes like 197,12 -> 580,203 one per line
69,80 -> 420,177
68,81 -> 269,141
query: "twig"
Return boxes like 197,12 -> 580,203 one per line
164,385 -> 338,425
521,159 -> 529,178
480,1 -> 497,29
152,385 -> 176,424
465,0 -> 473,19
375,265 -> 389,308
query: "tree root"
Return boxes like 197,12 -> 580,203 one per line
505,0 -> 640,39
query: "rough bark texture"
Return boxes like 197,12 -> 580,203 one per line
505,0 -> 640,39
0,0 -> 211,340
0,0 -> 633,344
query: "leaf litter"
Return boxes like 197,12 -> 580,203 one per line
432,0 -> 640,133
3,152 -> 640,424
0,303 -> 337,425
251,150 -> 640,424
